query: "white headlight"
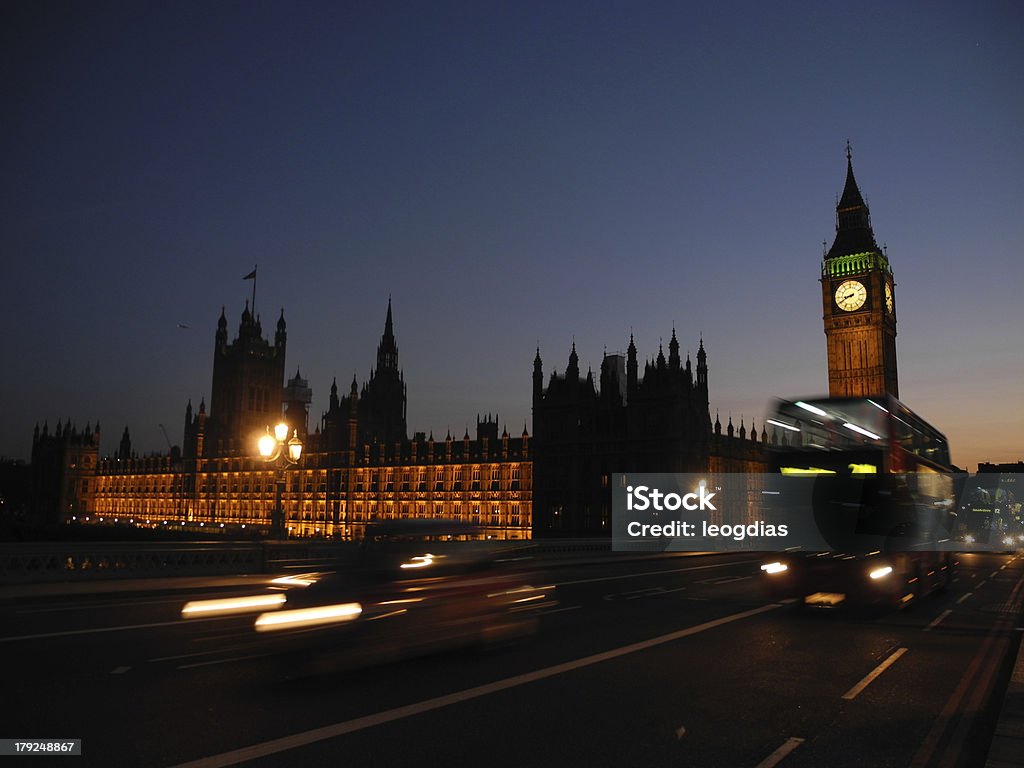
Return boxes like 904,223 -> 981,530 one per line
869,566 -> 893,580
760,562 -> 788,575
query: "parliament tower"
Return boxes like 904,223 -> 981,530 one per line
821,146 -> 899,398
206,303 -> 288,453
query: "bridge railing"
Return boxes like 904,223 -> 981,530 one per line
0,538 -> 638,584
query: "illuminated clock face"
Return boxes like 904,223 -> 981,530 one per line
884,282 -> 893,313
835,280 -> 867,312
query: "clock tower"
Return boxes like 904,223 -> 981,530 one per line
821,145 -> 898,398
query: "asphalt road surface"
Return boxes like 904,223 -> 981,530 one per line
3,551 -> 1022,767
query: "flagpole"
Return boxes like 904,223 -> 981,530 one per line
252,264 -> 257,316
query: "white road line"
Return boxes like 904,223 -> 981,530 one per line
554,558 -> 762,587
924,610 -> 953,632
510,600 -> 558,612
169,603 -> 782,768
538,605 -> 581,615
841,647 -> 908,700
977,580 -> 987,589
178,654 -> 268,670
150,647 -> 251,663
624,587 -> 664,600
695,575 -> 752,586
110,666 -> 131,675
991,571 -> 999,578
956,592 -> 973,605
0,615 -> 242,643
755,737 -> 805,768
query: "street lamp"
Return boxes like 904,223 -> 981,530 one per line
258,423 -> 303,538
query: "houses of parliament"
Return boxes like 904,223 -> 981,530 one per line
29,152 -> 898,538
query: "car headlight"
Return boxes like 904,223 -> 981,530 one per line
869,565 -> 893,580
760,561 -> 788,575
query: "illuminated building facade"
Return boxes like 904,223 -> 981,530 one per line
50,155 -> 892,538
89,302 -> 531,539
821,146 -> 899,398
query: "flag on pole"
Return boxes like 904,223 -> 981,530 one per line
243,267 -> 257,280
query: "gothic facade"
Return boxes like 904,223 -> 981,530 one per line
40,151 -> 900,539
531,334 -> 767,535
30,420 -> 101,526
821,147 -> 899,398
88,301 -> 532,540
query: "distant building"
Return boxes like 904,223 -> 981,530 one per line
978,462 -> 1024,474
29,421 -> 100,525
46,151 -> 910,539
0,458 -> 32,529
90,301 -> 531,539
532,333 -> 767,535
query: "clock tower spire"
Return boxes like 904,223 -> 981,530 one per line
821,144 -> 898,398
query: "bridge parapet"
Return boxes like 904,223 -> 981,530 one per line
0,538 -> 639,585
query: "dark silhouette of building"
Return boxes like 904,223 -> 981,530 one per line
30,420 -> 100,525
358,298 -> 408,446
821,145 -> 899,398
532,333 -> 766,535
206,302 -> 288,455
0,458 -> 32,532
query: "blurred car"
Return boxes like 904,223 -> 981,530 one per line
760,549 -> 954,611
239,520 -> 551,674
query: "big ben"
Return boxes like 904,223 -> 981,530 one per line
821,145 -> 898,398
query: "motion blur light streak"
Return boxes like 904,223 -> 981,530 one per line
400,555 -> 440,569
254,602 -> 362,632
794,401 -> 828,417
181,594 -> 286,618
869,566 -> 894,580
761,562 -> 788,574
843,422 -> 882,440
270,574 -> 322,587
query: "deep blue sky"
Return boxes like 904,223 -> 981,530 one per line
3,1 -> 1021,469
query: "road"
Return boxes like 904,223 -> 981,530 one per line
3,551 -> 1022,767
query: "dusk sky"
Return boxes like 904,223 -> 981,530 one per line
2,1 -> 1021,470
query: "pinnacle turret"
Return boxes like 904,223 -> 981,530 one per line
827,143 -> 880,259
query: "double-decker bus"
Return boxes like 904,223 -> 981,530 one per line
958,476 -> 1022,551
759,395 -> 958,610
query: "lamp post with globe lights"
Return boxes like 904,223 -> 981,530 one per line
258,423 -> 303,539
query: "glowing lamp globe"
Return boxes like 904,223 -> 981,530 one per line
258,431 -> 276,459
